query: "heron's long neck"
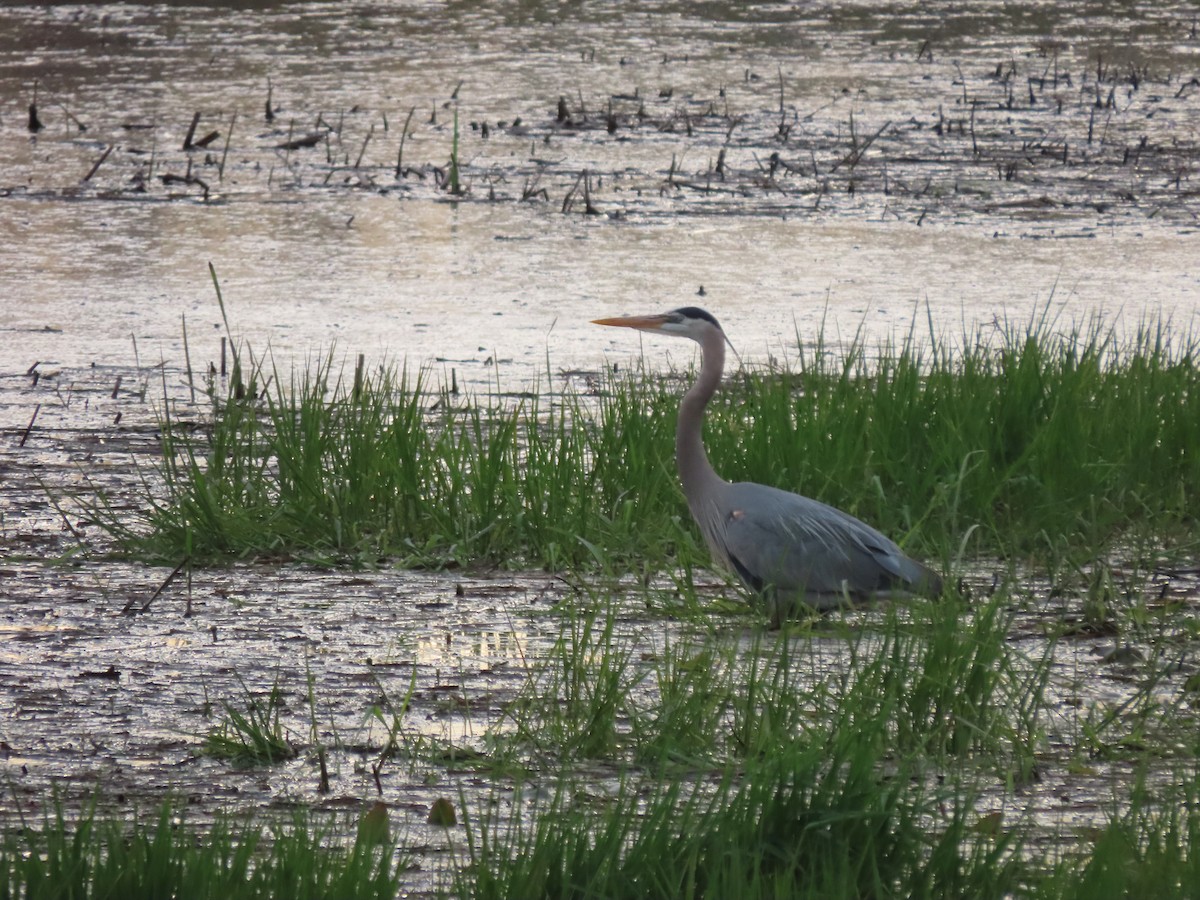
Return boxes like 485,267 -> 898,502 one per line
676,330 -> 726,499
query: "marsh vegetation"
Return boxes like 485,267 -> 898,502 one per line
4,1 -> 1200,897
7,308 -> 1199,897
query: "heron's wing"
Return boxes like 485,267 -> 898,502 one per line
717,482 -> 933,598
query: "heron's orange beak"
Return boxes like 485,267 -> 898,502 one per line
591,314 -> 670,331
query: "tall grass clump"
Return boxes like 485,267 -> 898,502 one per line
488,587 -> 1051,786
204,677 -> 297,765
1042,768 -> 1200,899
500,596 -> 643,760
463,674 -> 1027,900
96,308 -> 1200,575
100,343 -> 699,570
0,802 -> 404,900
833,596 -> 1050,767
714,312 -> 1200,564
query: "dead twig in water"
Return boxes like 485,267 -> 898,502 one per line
19,404 -> 40,447
182,111 -> 201,150
182,314 -> 196,403
192,128 -> 221,148
582,170 -> 598,214
160,172 -> 211,200
55,101 -> 87,132
218,111 -> 236,181
82,144 -> 114,183
276,132 -> 323,150
829,119 -> 892,172
562,170 -> 586,213
395,106 -> 416,177
124,557 -> 190,615
776,65 -> 789,139
354,123 -> 374,169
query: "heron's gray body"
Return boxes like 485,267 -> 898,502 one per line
594,305 -> 942,620
693,479 -> 942,614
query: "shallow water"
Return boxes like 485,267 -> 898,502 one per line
3,2 -> 1200,892
2,1 -> 1199,388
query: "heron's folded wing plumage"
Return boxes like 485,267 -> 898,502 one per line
718,482 -> 928,597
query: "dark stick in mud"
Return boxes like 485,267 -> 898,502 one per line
28,81 -> 44,132
123,557 -> 190,615
582,170 -> 598,214
354,123 -> 374,169
54,101 -> 87,132
562,170 -> 585,212
219,112 -> 236,181
82,144 -> 114,183
182,111 -> 201,150
318,749 -> 330,793
191,128 -> 221,149
18,403 -> 40,447
395,106 -> 416,177
182,314 -> 196,403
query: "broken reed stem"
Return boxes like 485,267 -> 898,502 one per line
82,144 -> 113,183
183,111 -> 201,150
219,111 -> 236,181
582,170 -> 598,214
318,748 -> 330,793
562,170 -> 585,213
19,404 -> 41,447
395,106 -> 415,177
124,557 -> 190,615
354,123 -> 374,169
283,119 -> 295,169
55,101 -> 86,131
182,314 -> 196,403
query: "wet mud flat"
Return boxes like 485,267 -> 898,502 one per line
3,1 -> 1199,228
3,0 -> 1200,386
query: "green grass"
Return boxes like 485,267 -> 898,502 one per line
460,749 -> 1025,900
204,676 -> 298,766
490,592 -> 1048,772
50,306 -> 1200,897
8,583 -> 1200,898
454,588 -> 1200,900
0,802 -> 405,900
87,309 -> 1200,582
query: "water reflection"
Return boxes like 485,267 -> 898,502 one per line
3,2 -> 1198,393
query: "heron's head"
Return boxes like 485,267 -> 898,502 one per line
592,306 -> 724,340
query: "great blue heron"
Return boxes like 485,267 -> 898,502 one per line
593,306 -> 943,621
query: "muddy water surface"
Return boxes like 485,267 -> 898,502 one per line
3,1 -> 1200,893
2,1 -> 1198,381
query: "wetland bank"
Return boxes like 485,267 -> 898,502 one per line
3,1 -> 1200,897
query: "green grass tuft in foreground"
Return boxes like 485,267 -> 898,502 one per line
90,311 -> 1200,576
0,802 -> 404,900
453,592 -> 1200,900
